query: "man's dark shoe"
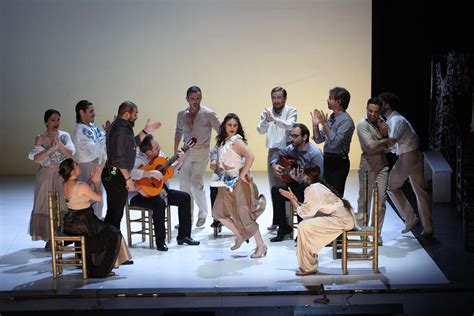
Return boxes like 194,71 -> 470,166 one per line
210,220 -> 222,228
157,242 -> 168,252
177,237 -> 200,245
122,260 -> 134,265
270,230 -> 291,242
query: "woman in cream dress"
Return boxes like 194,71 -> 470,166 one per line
212,113 -> 267,258
59,158 -> 131,278
28,109 -> 75,249
280,165 -> 355,275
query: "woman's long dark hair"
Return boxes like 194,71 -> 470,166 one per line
59,158 -> 75,182
215,113 -> 246,147
304,165 -> 353,211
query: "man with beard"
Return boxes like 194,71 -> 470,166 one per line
174,86 -> 220,227
102,101 -> 161,232
257,86 -> 297,231
356,97 -> 396,245
312,87 -> 355,196
268,123 -> 323,242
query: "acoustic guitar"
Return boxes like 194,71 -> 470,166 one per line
279,155 -> 298,183
135,137 -> 196,197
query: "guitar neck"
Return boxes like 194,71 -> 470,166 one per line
158,156 -> 177,172
157,143 -> 191,172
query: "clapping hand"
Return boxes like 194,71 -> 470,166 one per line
279,187 -> 298,204
103,115 -> 116,133
144,119 -> 162,133
311,108 -> 326,126
264,109 -> 274,122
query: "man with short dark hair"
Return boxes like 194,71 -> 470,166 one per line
102,101 -> 161,231
268,123 -> 323,242
174,86 -> 220,227
312,87 -> 355,196
130,134 -> 199,251
378,92 -> 433,238
356,97 -> 396,245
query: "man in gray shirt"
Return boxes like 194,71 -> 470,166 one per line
269,123 -> 323,242
312,87 -> 355,196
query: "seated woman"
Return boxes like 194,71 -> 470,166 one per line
59,158 -> 131,278
212,113 -> 267,258
279,165 -> 356,276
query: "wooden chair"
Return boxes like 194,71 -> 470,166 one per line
341,182 -> 379,274
125,200 -> 172,248
332,170 -> 369,259
48,191 -> 87,279
288,202 -> 298,239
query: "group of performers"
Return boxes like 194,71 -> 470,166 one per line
27,85 -> 433,277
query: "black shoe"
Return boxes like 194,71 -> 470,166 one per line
122,260 -> 134,265
177,237 -> 200,246
210,220 -> 222,228
270,230 -> 291,242
157,242 -> 168,252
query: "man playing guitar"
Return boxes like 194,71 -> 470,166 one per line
268,123 -> 324,242
130,134 -> 200,251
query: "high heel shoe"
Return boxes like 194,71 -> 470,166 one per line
250,244 -> 268,258
230,238 -> 250,250
231,238 -> 245,250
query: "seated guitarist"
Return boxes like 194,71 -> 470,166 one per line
130,134 -> 200,251
268,123 -> 324,242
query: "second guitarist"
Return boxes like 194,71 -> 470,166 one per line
268,123 -> 324,242
130,134 -> 200,252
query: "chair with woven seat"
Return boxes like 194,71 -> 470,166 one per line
48,191 -> 87,279
125,200 -> 172,248
341,182 -> 379,274
332,170 -> 369,259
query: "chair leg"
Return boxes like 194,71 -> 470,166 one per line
58,243 -> 64,274
166,206 -> 172,243
51,240 -> 58,278
288,203 -> 294,239
373,237 -> 379,274
141,210 -> 146,243
332,239 -> 338,259
342,232 -> 348,275
125,205 -> 133,246
81,237 -> 87,279
148,210 -> 154,249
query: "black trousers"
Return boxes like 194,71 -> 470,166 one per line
130,189 -> 192,243
101,167 -> 128,230
323,155 -> 350,196
271,181 -> 307,234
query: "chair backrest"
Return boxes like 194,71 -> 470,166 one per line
372,182 -> 379,244
48,191 -> 61,239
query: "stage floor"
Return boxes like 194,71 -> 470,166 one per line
0,171 -> 448,296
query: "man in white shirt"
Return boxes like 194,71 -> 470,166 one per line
72,100 -> 107,218
379,92 -> 433,238
174,86 -> 221,227
257,87 -> 297,231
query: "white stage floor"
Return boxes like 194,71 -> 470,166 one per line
0,171 -> 448,294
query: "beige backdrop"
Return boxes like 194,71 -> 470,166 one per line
0,0 -> 371,175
